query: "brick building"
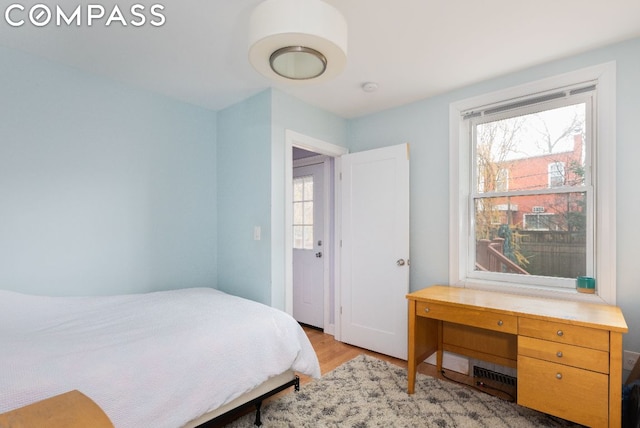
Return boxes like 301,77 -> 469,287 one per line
488,134 -> 584,231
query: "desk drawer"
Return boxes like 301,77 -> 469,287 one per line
416,301 -> 517,334
518,336 -> 609,373
518,355 -> 608,427
519,318 -> 609,351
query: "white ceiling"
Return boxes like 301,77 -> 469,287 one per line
2,0 -> 639,118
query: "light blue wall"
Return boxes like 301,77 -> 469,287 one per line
216,90 -> 272,304
348,37 -> 640,352
0,47 -> 217,296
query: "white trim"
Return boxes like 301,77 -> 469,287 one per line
285,130 -> 348,335
449,62 -> 616,304
332,156 -> 344,340
594,62 -> 616,305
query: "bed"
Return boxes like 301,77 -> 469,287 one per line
0,287 -> 321,427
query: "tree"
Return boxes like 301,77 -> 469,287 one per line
475,118 -> 524,241
531,109 -> 584,154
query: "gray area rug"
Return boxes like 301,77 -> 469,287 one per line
225,354 -> 582,427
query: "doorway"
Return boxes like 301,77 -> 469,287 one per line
285,132 -> 411,358
285,130 -> 348,336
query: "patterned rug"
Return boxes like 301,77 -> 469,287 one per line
225,354 -> 582,427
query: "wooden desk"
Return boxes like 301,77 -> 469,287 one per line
407,285 -> 628,428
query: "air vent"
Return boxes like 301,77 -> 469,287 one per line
473,366 -> 517,387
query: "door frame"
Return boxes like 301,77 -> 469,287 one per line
285,130 -> 348,336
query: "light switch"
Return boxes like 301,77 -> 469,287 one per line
254,226 -> 261,241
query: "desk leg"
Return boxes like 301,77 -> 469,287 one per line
436,321 -> 443,373
408,300 -> 418,394
609,332 -> 623,428
407,300 -> 438,394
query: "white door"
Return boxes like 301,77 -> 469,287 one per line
340,143 -> 410,360
293,162 -> 325,328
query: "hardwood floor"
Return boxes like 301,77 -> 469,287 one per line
298,325 -> 408,385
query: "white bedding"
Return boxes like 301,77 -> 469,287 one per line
0,287 -> 320,427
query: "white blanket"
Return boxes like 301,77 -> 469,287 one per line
0,287 -> 320,427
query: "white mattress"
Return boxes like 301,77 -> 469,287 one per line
0,287 -> 320,427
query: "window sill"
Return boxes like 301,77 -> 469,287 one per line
458,279 -> 610,305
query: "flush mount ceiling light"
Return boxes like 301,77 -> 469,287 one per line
248,0 -> 347,82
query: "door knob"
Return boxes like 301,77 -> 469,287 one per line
397,259 -> 406,266
316,252 -> 323,258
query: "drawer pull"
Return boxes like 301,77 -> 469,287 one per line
556,373 -> 563,380
556,330 -> 564,337
497,320 -> 503,326
424,307 -> 430,313
556,351 -> 563,358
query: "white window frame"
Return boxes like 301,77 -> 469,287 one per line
449,62 -> 616,304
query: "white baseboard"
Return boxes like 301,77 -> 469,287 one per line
324,323 -> 335,336
425,352 -> 469,375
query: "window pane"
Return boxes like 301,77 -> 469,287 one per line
474,192 -> 586,279
293,179 -> 304,202
293,226 -> 304,249
304,179 -> 313,200
292,174 -> 314,250
303,201 -> 314,224
476,103 -> 586,193
293,202 -> 303,224
303,225 -> 314,250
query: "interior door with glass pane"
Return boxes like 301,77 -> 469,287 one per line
293,163 -> 324,328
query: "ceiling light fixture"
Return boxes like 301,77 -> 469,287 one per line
248,0 -> 347,82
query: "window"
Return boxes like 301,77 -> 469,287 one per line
548,162 -> 565,188
449,63 -> 616,303
473,102 -> 588,281
495,169 -> 509,192
293,175 -> 314,249
523,212 -> 558,230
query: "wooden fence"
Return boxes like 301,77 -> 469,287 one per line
519,230 -> 586,278
477,230 -> 586,278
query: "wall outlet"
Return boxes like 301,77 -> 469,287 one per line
624,350 -> 640,371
